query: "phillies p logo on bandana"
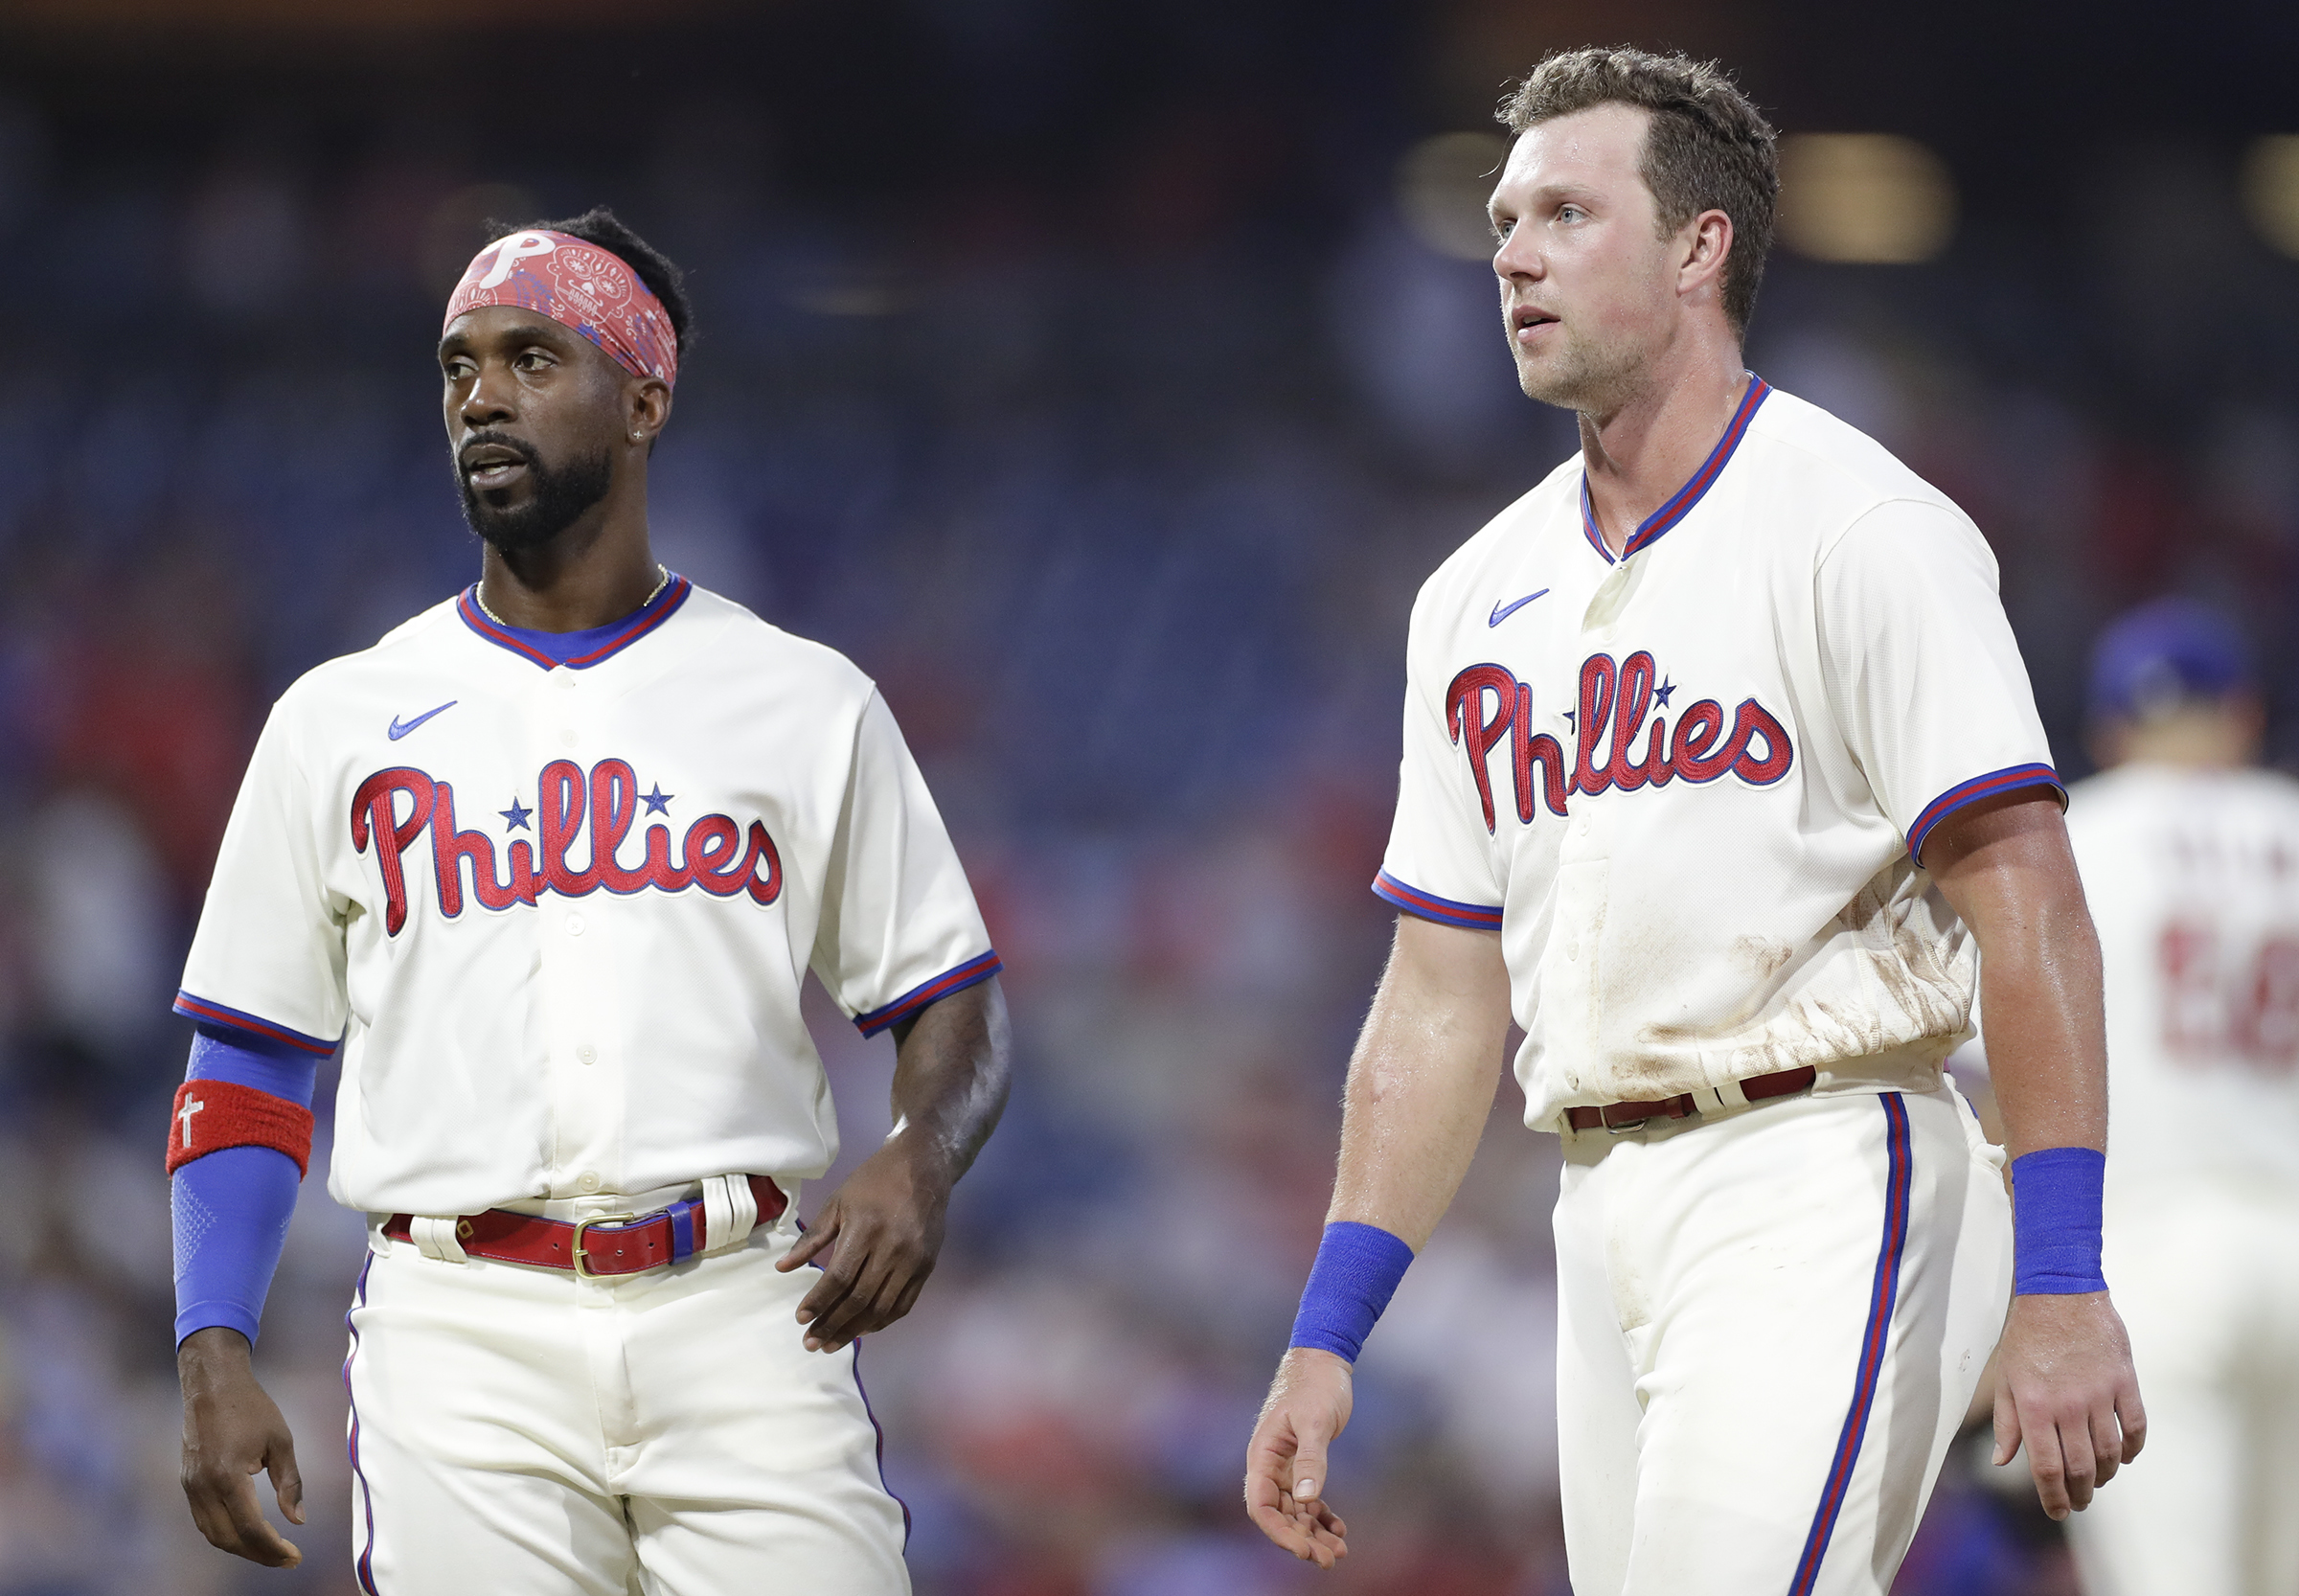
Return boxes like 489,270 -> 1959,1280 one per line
444,230 -> 679,388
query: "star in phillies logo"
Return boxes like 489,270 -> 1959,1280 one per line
1446,651 -> 1793,831
353,759 -> 782,935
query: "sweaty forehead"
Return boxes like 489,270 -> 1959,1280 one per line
1496,103 -> 1653,200
440,304 -> 605,365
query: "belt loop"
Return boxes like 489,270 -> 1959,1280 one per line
702,1174 -> 757,1254
1714,1075 -> 1751,1109
410,1215 -> 470,1265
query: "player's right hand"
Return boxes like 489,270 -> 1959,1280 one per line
177,1327 -> 305,1568
1243,1347 -> 1354,1569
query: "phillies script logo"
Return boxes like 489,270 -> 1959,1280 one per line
353,760 -> 782,935
1447,651 -> 1793,832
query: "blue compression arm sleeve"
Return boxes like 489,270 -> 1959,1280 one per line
1287,1221 -> 1416,1362
187,1022 -> 320,1106
171,1026 -> 320,1347
2010,1146 -> 2107,1295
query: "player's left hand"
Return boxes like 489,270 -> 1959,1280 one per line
778,1137 -> 949,1353
1991,1289 -> 2147,1519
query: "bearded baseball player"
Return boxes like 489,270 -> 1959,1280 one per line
169,208 -> 1011,1593
2050,600 -> 2299,1596
1244,49 -> 2144,1593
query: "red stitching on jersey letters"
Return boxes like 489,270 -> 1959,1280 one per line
353,761 -> 783,933
1446,654 -> 1795,833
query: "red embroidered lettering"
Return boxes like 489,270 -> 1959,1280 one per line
538,759 -> 597,897
351,768 -> 436,936
1573,654 -> 1617,796
1445,665 -> 1517,832
1510,682 -> 1570,820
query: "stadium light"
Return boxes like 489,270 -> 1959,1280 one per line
2241,136 -> 2299,259
1777,133 -> 1956,264
1397,131 -> 1510,262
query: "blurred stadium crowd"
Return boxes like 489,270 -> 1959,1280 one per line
0,3 -> 2295,1593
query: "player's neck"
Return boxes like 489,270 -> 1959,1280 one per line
477,495 -> 662,633
1577,341 -> 1748,558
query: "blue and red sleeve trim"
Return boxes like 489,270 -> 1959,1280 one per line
1906,763 -> 2066,864
854,951 -> 1003,1037
172,992 -> 342,1058
1372,870 -> 1505,931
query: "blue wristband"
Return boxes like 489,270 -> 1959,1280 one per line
2011,1146 -> 2106,1295
1288,1221 -> 1415,1362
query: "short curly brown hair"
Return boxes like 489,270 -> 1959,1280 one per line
1499,46 -> 1778,332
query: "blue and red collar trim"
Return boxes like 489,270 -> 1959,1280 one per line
456,572 -> 694,671
1580,374 -> 1772,565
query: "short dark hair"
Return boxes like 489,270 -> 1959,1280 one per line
492,205 -> 694,358
1499,47 -> 1778,332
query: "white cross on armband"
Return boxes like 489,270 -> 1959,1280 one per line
178,1096 -> 205,1148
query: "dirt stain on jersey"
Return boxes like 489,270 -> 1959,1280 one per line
1619,863 -> 1969,1084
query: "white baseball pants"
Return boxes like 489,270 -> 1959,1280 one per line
1554,1084 -> 2011,1596
341,1203 -> 910,1595
2064,1178 -> 2299,1596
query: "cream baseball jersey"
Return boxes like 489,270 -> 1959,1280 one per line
2064,763 -> 2299,1194
1377,378 -> 2060,1129
175,576 -> 999,1218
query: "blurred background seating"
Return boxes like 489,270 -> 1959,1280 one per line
0,2 -> 2291,1590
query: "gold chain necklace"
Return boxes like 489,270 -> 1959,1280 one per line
474,565 -> 669,628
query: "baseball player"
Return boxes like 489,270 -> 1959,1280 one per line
2051,600 -> 2299,1596
169,208 -> 1011,1594
1243,48 -> 2144,1594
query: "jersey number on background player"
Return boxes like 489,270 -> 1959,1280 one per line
2157,919 -> 2299,1071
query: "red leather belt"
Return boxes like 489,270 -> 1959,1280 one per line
1564,1065 -> 1817,1133
384,1174 -> 786,1278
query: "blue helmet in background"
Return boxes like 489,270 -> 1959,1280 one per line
2087,597 -> 2253,722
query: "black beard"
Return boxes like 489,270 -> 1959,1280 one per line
456,436 -> 614,554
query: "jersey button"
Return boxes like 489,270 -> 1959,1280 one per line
565,912 -> 587,936
576,1044 -> 597,1064
577,1171 -> 603,1194
554,673 -> 577,691
559,727 -> 579,747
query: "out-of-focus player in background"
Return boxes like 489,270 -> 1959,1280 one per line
2055,599 -> 2299,1596
168,208 -> 1011,1592
1244,46 -> 2143,1594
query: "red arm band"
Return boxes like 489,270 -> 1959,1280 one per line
166,1080 -> 314,1179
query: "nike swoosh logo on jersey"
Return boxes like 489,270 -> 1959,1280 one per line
387,700 -> 458,741
1488,588 -> 1550,627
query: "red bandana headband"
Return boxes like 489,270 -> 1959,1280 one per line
444,230 -> 679,388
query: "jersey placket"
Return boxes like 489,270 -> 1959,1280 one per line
536,664 -> 623,1199
1542,560 -> 1630,1086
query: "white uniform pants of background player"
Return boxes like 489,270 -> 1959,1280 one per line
1555,1084 -> 2011,1596
2063,1177 -> 2299,1596
342,1196 -> 910,1595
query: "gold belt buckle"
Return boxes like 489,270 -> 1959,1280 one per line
571,1212 -> 640,1279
